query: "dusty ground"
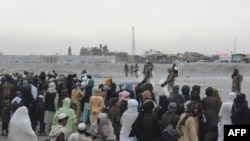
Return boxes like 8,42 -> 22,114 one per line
1,62 -> 250,140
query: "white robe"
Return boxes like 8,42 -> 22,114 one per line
49,124 -> 69,141
120,99 -> 138,141
8,106 -> 38,141
217,92 -> 236,141
98,113 -> 116,140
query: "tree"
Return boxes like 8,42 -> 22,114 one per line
80,47 -> 89,56
103,45 -> 109,54
79,44 -> 109,56
68,46 -> 72,56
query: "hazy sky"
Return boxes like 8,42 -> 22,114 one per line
1,0 -> 250,55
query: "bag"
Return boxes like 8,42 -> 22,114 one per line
161,123 -> 180,141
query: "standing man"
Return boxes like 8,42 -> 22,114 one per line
139,62 -> 154,85
20,79 -> 38,132
71,83 -> 84,124
134,64 -> 139,78
130,64 -> 134,77
231,68 -> 243,95
201,87 -> 220,139
44,82 -> 59,135
161,68 -> 176,94
124,63 -> 129,77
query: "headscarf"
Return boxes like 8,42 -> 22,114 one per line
52,98 -> 76,132
168,102 -> 177,112
8,106 -> 38,141
181,85 -> 190,95
92,86 -> 101,96
212,88 -> 222,108
227,92 -> 236,102
87,79 -> 94,86
205,87 -> 213,96
159,95 -> 168,112
48,82 -> 57,93
172,85 -> 179,94
142,101 -> 154,113
119,90 -> 130,101
182,85 -> 190,101
22,79 -> 29,87
105,78 -> 112,87
125,82 -> 133,91
232,93 -> 248,114
144,83 -> 153,92
126,99 -> 138,113
192,85 -> 201,94
232,68 -> 239,78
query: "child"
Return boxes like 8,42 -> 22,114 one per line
2,100 -> 10,136
36,95 -> 45,136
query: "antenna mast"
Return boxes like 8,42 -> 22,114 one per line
131,27 -> 135,56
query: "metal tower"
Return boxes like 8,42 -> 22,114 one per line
131,26 -> 136,56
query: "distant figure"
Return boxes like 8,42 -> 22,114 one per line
172,62 -> 179,77
139,61 -> 154,85
81,69 -> 88,79
134,64 -> 139,78
130,65 -> 134,77
231,68 -> 243,95
124,63 -> 129,77
176,61 -> 184,77
161,68 -> 176,94
143,61 -> 154,78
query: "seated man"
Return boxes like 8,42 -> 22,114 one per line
68,123 -> 92,141
48,113 -> 69,141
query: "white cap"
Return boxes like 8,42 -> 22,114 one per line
78,123 -> 87,131
58,113 -> 68,120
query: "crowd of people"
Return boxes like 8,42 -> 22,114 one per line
0,65 -> 249,141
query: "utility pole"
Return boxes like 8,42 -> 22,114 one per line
131,26 -> 135,62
